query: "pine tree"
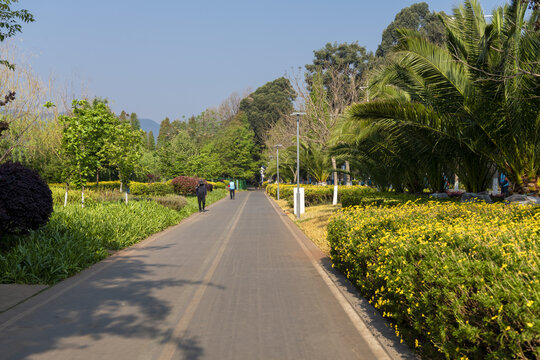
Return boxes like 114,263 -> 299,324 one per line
147,131 -> 155,150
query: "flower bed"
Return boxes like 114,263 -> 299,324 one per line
327,202 -> 539,359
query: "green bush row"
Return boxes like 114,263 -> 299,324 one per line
130,181 -> 174,196
265,184 -> 376,207
327,202 -> 540,359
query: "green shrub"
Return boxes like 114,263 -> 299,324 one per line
328,202 -> 540,359
152,195 -> 188,211
130,182 -> 174,196
209,181 -> 226,189
129,182 -> 149,195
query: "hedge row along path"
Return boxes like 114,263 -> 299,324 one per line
0,190 -> 413,360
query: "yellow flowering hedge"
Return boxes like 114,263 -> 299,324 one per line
328,201 -> 539,359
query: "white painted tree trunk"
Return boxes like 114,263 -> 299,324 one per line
332,157 -> 338,205
454,175 -> 459,191
64,183 -> 68,207
81,185 -> 85,208
125,191 -> 128,204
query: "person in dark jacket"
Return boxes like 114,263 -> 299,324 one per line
196,180 -> 207,212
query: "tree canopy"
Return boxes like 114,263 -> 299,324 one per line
375,2 -> 446,58
239,77 -> 296,146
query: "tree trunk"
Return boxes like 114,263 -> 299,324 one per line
81,185 -> 85,208
331,157 -> 338,185
345,161 -> 351,185
96,168 -> 100,186
514,173 -> 539,194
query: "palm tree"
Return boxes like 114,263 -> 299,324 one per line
336,0 -> 539,194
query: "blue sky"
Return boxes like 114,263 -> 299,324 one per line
16,0 -> 506,123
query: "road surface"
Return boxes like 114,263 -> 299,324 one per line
0,190 -> 412,360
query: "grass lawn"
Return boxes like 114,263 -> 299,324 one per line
273,198 -> 338,255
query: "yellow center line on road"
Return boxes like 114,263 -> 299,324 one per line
158,192 -> 251,360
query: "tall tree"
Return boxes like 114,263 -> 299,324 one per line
59,99 -> 118,204
375,2 -> 446,58
337,0 -> 539,194
0,1 -> 34,162
305,42 -> 373,102
239,77 -> 296,146
215,112 -> 259,180
156,117 -> 175,149
147,130 -> 155,150
0,0 -> 34,70
129,112 -> 140,130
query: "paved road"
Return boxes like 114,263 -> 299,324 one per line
0,191 -> 410,360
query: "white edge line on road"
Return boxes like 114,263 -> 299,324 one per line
265,193 -> 393,360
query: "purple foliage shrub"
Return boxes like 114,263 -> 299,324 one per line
0,162 -> 53,235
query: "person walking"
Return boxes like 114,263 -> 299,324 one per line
196,180 -> 207,212
229,180 -> 235,200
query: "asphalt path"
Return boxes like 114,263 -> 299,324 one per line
0,190 -> 413,360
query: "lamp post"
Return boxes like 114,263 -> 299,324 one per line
291,112 -> 306,218
275,144 -> 283,200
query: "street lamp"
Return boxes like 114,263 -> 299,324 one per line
275,144 -> 283,200
291,112 -> 306,218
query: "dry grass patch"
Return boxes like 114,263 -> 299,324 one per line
272,197 -> 338,255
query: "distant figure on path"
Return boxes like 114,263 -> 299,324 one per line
196,180 -> 207,212
499,173 -> 510,197
229,180 -> 235,200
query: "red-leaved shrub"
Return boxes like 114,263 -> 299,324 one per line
171,176 -> 198,196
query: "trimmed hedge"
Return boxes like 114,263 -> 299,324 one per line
328,202 -> 540,359
208,181 -> 226,190
130,182 -> 174,196
152,195 -> 188,211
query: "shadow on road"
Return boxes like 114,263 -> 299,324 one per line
1,245 -> 225,359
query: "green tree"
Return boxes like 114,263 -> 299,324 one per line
338,0 -> 539,194
215,112 -> 259,180
157,130 -> 198,178
239,77 -> 296,146
0,0 -> 34,70
129,112 -> 140,130
156,117 -> 176,149
375,2 -> 446,58
147,130 -> 155,150
305,42 -> 373,101
59,99 -> 118,205
103,121 -> 144,199
188,142 -> 223,180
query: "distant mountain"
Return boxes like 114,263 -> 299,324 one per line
139,118 -> 160,140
